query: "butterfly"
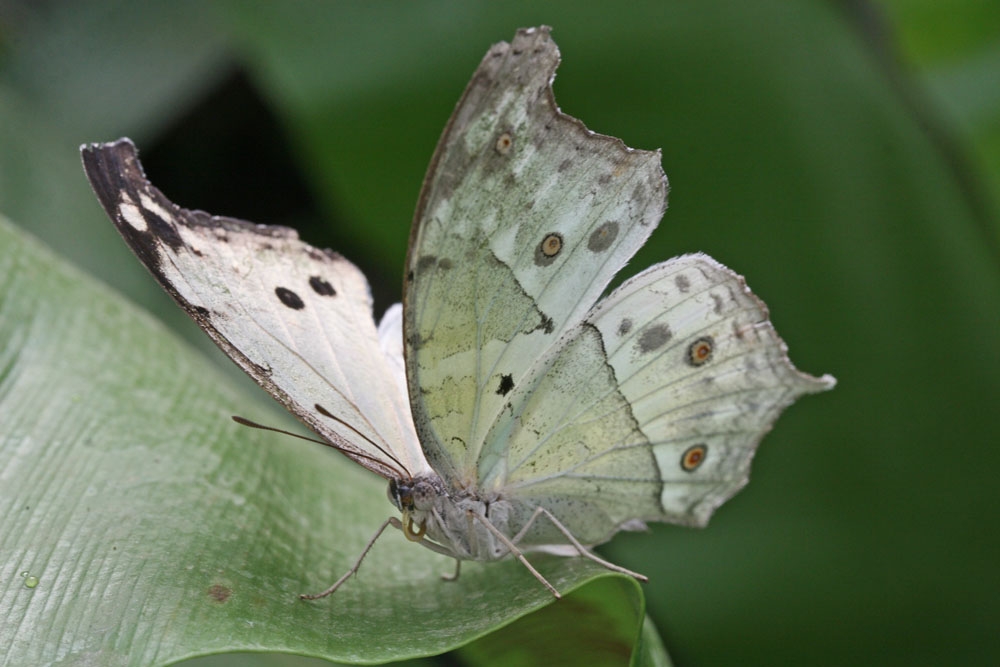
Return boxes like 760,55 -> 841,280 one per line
81,26 -> 834,600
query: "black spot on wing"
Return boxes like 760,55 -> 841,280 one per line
496,374 -> 515,396
309,276 -> 336,296
527,313 -> 554,335
617,318 -> 633,336
275,286 -> 305,310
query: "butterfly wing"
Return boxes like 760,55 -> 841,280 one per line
487,254 -> 835,543
81,139 -> 429,480
404,27 -> 667,485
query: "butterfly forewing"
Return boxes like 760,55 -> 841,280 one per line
81,139 -> 428,480
405,27 -> 667,485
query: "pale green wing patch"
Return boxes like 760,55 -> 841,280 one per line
404,27 -> 667,485
491,253 -> 834,543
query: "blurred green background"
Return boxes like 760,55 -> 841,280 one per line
1,0 -> 998,664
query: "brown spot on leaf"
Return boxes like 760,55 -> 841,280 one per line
208,584 -> 231,603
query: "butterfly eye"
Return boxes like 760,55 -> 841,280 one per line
687,336 -> 714,366
680,444 -> 708,472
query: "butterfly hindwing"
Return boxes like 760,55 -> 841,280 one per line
405,27 -> 667,485
81,139 -> 428,480
485,253 -> 835,543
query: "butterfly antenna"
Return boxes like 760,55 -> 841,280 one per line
231,416 -> 408,480
313,403 -> 412,480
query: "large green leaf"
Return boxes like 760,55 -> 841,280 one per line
0,218 -> 663,665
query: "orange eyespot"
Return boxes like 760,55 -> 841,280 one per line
681,444 -> 708,472
540,233 -> 562,258
687,336 -> 714,366
496,132 -> 513,155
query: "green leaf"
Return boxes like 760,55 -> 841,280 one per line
0,217 -> 652,664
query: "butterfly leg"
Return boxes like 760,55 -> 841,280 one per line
469,510 -> 561,599
517,506 -> 648,582
442,558 -> 461,582
299,517 -> 393,600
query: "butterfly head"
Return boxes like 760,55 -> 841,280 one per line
387,476 -> 440,513
388,475 -> 445,543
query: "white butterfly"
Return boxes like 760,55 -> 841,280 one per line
81,26 -> 834,599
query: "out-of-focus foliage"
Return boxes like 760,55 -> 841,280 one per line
1,0 -> 998,664
878,0 -> 1000,236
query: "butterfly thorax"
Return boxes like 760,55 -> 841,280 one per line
388,474 -> 515,561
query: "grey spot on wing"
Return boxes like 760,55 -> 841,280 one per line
496,374 -> 515,396
275,286 -> 305,310
417,255 -> 438,272
417,254 -> 453,274
711,293 -> 724,314
675,274 -> 691,292
637,323 -> 671,352
617,318 -> 633,336
587,221 -> 619,253
558,159 -> 572,172
309,276 -> 336,296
